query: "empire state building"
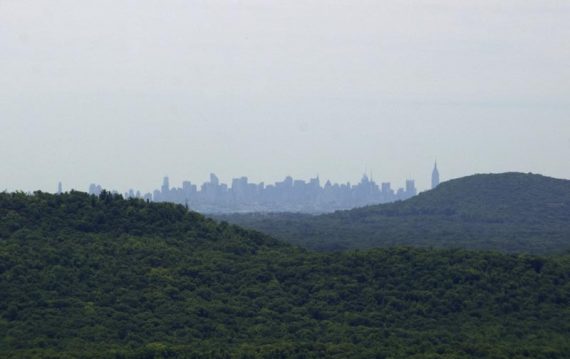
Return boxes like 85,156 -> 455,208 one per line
432,162 -> 440,189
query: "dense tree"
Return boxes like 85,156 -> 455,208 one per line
0,191 -> 569,358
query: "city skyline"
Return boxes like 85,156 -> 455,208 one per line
45,162 -> 441,197
87,167 -> 428,213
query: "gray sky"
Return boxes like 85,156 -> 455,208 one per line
1,0 -> 569,193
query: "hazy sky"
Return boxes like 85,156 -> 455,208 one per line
1,0 -> 569,193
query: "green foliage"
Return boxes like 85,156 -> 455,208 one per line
216,173 -> 570,253
1,190 -> 569,358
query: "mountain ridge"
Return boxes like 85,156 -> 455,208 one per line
216,172 -> 570,253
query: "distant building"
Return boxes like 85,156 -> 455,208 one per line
161,176 -> 170,194
57,182 -> 63,194
210,173 -> 220,186
406,180 -> 417,197
88,184 -> 103,196
432,162 -> 440,189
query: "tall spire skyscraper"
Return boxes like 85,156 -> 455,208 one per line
431,162 -> 440,189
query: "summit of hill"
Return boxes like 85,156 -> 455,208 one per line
217,173 -> 570,253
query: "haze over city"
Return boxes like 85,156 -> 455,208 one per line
1,0 -> 569,193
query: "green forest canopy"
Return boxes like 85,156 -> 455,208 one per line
1,190 -> 569,358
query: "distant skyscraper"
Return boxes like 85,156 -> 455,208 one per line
88,183 -> 103,196
406,180 -> 417,197
210,173 -> 220,186
161,176 -> 170,194
432,162 -> 440,189
57,182 -> 63,194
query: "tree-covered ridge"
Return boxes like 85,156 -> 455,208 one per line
0,191 -> 279,250
0,191 -> 569,358
216,173 -> 570,253
354,172 -> 570,219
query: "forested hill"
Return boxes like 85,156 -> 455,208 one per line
370,172 -> 570,219
216,173 -> 570,253
0,191 -> 280,251
1,191 -> 570,358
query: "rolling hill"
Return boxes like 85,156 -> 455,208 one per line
215,173 -> 570,253
1,190 -> 569,358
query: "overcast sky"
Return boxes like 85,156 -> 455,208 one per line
1,0 -> 569,193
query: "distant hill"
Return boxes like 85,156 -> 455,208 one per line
1,191 -> 569,358
216,173 -> 570,253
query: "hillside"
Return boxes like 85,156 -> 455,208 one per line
216,173 -> 570,253
1,191 -> 570,358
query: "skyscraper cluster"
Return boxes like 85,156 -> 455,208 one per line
87,166 -> 446,213
86,164 -> 441,213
